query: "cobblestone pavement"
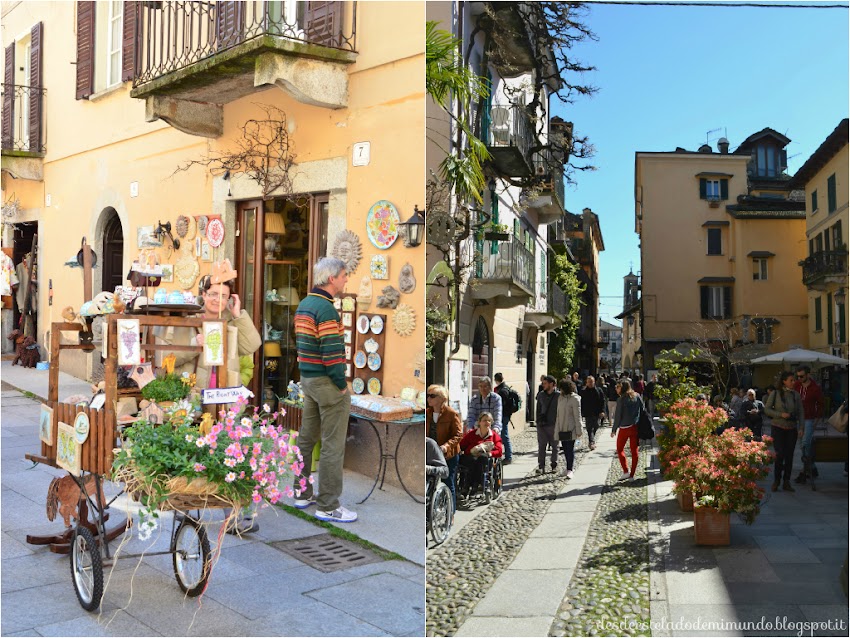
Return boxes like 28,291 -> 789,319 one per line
549,445 -> 652,637
426,427 -> 593,637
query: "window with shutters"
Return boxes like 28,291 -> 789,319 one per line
756,324 -> 772,345
752,258 -> 768,281
832,220 -> 843,250
815,296 -> 823,331
811,189 -> 818,214
827,292 -> 833,344
107,1 -> 123,87
827,174 -> 837,213
706,228 -> 722,255
700,285 -> 731,319
699,178 -> 728,201
755,144 -> 786,178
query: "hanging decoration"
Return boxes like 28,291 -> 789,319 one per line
175,215 -> 197,241
175,247 -> 200,290
357,275 -> 372,311
365,200 -> 400,250
332,229 -> 363,275
392,303 -> 416,337
370,254 -> 389,280
206,218 -> 225,248
203,322 -> 225,366
376,285 -> 400,309
197,215 -> 209,237
398,263 -> 416,294
56,422 -> 81,475
117,319 -> 142,366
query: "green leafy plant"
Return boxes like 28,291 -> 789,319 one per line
112,397 -> 305,539
425,306 -> 451,361
140,374 -> 192,403
653,349 -> 711,416
547,253 -> 585,378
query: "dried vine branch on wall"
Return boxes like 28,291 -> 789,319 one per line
173,104 -> 297,200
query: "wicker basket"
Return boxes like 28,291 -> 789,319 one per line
118,469 -> 244,512
693,506 -> 730,546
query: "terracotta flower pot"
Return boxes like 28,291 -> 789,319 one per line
694,506 -> 730,546
676,489 -> 694,512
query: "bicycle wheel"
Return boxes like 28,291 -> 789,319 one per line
70,525 -> 103,611
429,482 -> 453,545
172,517 -> 211,597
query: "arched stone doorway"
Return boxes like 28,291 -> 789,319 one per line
471,316 -> 491,384
101,209 -> 124,294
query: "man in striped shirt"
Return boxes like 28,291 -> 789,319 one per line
291,257 -> 357,523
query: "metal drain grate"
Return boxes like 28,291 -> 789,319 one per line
271,534 -> 383,573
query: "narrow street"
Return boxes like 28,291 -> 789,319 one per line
426,420 -> 848,637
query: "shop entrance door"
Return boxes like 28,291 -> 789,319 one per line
102,212 -> 124,294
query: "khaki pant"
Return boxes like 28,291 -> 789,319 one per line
294,376 -> 351,511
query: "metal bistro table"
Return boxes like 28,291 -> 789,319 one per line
350,412 -> 425,504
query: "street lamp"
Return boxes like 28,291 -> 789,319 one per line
835,287 -> 846,307
399,205 -> 426,248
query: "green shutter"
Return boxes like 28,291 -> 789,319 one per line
811,189 -> 818,213
827,292 -> 833,344
723,286 -> 732,319
828,174 -> 837,213
699,178 -> 707,199
815,296 -> 822,331
840,301 -> 847,344
720,179 -> 729,200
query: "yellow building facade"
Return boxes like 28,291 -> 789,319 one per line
635,130 -> 809,386
789,119 -> 849,361
2,1 -> 425,403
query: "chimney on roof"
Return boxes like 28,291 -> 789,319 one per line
717,137 -> 730,154
698,144 -> 712,153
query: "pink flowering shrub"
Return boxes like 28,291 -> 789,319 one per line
659,398 -> 774,525
113,396 -> 308,515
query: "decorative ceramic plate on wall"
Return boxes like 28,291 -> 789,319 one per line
354,350 -> 367,369
207,219 -> 225,248
197,215 -> 209,237
364,338 -> 379,354
370,315 -> 384,334
357,315 -> 370,334
342,297 -> 355,312
365,200 -> 400,250
367,352 -> 381,371
368,377 -> 381,395
352,378 -> 365,394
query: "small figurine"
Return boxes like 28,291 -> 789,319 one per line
8,330 -> 40,368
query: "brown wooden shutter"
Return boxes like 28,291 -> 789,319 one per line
216,1 -> 245,50
121,1 -> 138,82
29,22 -> 43,152
304,1 -> 342,47
76,1 -> 96,100
2,44 -> 13,149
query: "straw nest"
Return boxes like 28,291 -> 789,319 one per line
113,465 -> 243,512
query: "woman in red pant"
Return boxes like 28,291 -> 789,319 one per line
611,379 -> 644,480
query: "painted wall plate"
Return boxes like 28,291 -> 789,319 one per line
365,200 -> 400,250
206,219 -> 225,248
354,350 -> 367,368
370,315 -> 384,334
367,352 -> 381,371
368,377 -> 381,395
352,378 -> 365,394
357,315 -> 370,334
370,254 -> 388,280
364,338 -> 379,354
73,412 -> 90,445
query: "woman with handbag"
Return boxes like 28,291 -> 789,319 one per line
612,379 -> 644,481
764,371 -> 805,492
555,379 -> 583,479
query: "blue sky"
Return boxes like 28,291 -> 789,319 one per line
550,0 -> 850,326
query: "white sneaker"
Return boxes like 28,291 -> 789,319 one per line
566,470 -> 574,480
618,471 -> 630,481
293,496 -> 317,509
315,506 -> 358,523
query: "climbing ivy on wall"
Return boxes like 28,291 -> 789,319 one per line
548,253 -> 585,380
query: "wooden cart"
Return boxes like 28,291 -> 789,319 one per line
25,314 -> 231,610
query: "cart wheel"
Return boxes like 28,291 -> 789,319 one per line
430,482 -> 453,545
70,525 -> 103,611
173,517 -> 211,597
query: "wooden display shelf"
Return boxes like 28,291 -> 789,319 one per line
247,259 -> 299,265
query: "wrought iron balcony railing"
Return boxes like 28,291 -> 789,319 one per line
1,84 -> 46,154
133,1 -> 357,87
481,104 -> 534,158
532,150 -> 566,210
801,249 -> 848,286
527,280 -> 567,320
474,235 -> 535,294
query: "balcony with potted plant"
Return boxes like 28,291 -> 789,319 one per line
469,233 -> 535,309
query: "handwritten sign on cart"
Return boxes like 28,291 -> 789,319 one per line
202,386 -> 254,405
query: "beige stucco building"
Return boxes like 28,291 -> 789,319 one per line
635,129 -> 809,387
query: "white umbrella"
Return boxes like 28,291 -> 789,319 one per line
750,347 -> 848,366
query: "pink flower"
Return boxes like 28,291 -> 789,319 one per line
224,457 -> 237,468
252,492 -> 262,504
225,472 -> 236,483
193,463 -> 206,472
195,437 -> 207,448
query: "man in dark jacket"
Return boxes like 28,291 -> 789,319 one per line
580,375 -> 606,450
535,375 -> 560,474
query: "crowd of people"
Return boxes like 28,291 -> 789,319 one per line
426,364 -> 847,511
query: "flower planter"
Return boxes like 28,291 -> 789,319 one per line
693,506 -> 730,546
676,489 -> 694,512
